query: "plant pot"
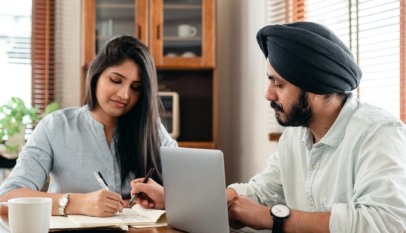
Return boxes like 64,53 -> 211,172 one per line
0,125 -> 26,159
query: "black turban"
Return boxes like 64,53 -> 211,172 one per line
257,21 -> 362,94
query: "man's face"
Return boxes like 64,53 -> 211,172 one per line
265,60 -> 313,127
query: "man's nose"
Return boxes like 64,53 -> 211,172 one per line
265,83 -> 277,101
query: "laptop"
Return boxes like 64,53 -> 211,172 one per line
161,146 -> 230,233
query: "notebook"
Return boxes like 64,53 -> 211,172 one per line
161,146 -> 230,233
50,204 -> 166,230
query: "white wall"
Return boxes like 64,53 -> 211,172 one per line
216,0 -> 278,185
54,0 -> 82,108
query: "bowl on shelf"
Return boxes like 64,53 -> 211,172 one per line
165,52 -> 178,57
181,51 -> 196,57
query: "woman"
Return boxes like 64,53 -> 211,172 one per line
0,36 -> 177,217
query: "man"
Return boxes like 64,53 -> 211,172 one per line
131,22 -> 406,233
226,22 -> 406,232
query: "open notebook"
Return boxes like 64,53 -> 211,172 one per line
50,204 -> 166,231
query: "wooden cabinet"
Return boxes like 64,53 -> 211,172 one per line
82,0 -> 148,68
81,0 -> 217,149
150,0 -> 215,69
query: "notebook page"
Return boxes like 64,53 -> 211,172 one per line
132,204 -> 166,222
49,216 -> 128,231
68,208 -> 155,227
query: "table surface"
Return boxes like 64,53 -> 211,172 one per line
0,214 -> 185,233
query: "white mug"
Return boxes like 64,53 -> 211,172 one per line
178,24 -> 197,38
0,198 -> 52,233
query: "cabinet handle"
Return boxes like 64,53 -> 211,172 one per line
138,25 -> 141,39
157,25 -> 160,40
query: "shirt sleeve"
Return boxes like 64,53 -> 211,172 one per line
0,119 -> 53,197
158,119 -> 178,147
330,121 -> 406,232
228,152 -> 285,206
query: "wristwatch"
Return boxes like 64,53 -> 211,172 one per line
58,193 -> 71,216
270,204 -> 290,233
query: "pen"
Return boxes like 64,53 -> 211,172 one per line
129,168 -> 155,206
94,171 -> 110,191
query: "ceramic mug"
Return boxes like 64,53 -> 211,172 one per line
178,24 -> 197,38
0,197 -> 52,233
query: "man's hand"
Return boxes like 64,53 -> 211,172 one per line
226,188 -> 238,202
79,190 -> 125,217
130,178 -> 165,209
228,195 -> 273,230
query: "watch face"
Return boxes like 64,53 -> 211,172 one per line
59,197 -> 67,206
271,204 -> 290,218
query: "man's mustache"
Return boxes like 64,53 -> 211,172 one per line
270,101 -> 283,112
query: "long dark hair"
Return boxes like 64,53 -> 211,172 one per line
83,35 -> 163,185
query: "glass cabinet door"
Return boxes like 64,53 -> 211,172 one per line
95,0 -> 136,53
151,0 -> 215,69
82,0 -> 148,61
163,0 -> 202,58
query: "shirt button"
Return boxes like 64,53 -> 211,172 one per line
309,202 -> 314,207
312,164 -> 316,170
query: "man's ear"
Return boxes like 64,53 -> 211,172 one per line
306,92 -> 319,103
307,93 -> 333,109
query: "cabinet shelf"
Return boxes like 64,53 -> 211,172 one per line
96,3 -> 134,9
178,141 -> 215,149
164,36 -> 202,41
96,36 -> 114,40
164,4 -> 202,10
269,133 -> 282,141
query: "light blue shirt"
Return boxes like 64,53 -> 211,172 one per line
0,106 -> 177,199
229,94 -> 406,232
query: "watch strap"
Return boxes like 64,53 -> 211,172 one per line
272,218 -> 284,233
58,193 -> 71,216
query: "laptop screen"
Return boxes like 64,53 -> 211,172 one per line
161,146 -> 230,233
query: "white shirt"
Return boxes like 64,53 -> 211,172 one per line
229,94 -> 406,232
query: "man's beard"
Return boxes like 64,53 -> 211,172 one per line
270,90 -> 313,127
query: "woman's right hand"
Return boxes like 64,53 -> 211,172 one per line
130,178 -> 165,210
78,190 -> 125,217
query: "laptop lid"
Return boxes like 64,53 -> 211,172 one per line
161,146 -> 230,233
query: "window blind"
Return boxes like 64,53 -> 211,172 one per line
266,0 -> 287,140
305,0 -> 402,119
306,0 -> 351,48
31,0 -> 55,113
0,1 -> 32,106
355,0 -> 400,118
266,0 -> 305,140
286,0 -> 306,22
401,0 -> 406,121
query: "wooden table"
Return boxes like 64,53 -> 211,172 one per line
0,214 -> 185,233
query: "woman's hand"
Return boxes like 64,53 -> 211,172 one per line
130,178 -> 165,210
78,190 -> 125,217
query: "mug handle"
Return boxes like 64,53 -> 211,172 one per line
0,202 -> 10,231
190,26 -> 197,37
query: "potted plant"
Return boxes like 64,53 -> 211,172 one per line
0,97 -> 59,157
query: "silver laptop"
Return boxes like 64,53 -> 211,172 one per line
161,146 -> 230,233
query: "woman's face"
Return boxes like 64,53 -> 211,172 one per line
94,59 -> 143,120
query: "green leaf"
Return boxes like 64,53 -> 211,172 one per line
40,102 -> 59,118
0,97 -> 59,142
5,144 -> 19,153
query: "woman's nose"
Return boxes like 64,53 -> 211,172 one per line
118,86 -> 130,99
